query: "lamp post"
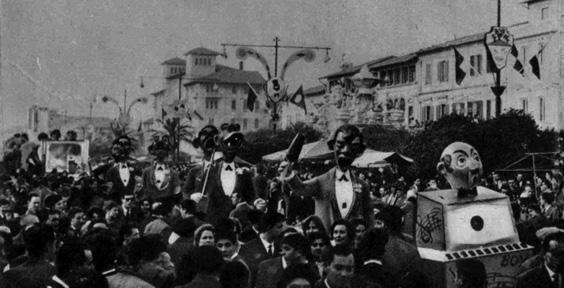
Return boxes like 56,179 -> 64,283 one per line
102,89 -> 148,128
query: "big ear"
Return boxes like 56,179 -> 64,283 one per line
436,161 -> 447,176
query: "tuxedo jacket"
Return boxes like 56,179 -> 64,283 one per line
289,167 -> 373,232
197,160 -> 256,225
141,166 -> 180,202
106,164 -> 137,201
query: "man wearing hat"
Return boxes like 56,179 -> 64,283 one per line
283,125 -> 373,232
141,135 -> 181,202
189,123 -> 256,226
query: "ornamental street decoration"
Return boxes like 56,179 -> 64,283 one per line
484,26 -> 514,70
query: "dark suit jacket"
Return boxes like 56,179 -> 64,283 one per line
255,257 -> 283,288
289,167 -> 373,232
106,164 -> 137,202
183,163 -> 205,199
382,234 -> 423,287
238,238 -> 279,287
168,236 -> 194,267
2,259 -> 56,288
200,160 -> 255,225
516,264 -> 554,288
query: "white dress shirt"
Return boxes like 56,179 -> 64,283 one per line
118,163 -> 130,186
335,169 -> 353,218
221,162 -> 236,196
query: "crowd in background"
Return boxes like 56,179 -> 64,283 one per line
0,129 -> 563,287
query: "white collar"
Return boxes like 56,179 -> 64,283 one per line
51,275 -> 70,288
336,169 -> 351,179
363,259 -> 382,266
545,263 -> 559,280
223,162 -> 235,169
282,256 -> 288,269
324,279 -> 334,288
259,234 -> 273,252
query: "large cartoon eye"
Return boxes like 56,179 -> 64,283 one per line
457,156 -> 467,167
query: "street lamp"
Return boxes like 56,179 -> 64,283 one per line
102,90 -> 148,128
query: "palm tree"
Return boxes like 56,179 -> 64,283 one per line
151,118 -> 194,163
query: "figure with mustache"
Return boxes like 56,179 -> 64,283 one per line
283,125 -> 373,232
436,142 -> 483,198
189,123 -> 256,225
141,136 -> 181,202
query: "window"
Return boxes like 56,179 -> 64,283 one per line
242,100 -> 247,111
470,55 -> 482,76
401,67 -> 408,84
243,119 -> 248,130
232,86 -> 237,94
437,60 -> 449,82
205,84 -> 212,93
541,7 -> 549,20
255,118 -> 259,129
231,100 -> 237,111
408,65 -> 415,82
486,100 -> 491,119
425,64 -> 432,85
205,98 -> 218,109
522,98 -> 528,113
422,106 -> 433,122
540,97 -> 545,121
394,69 -> 400,85
436,104 -> 449,119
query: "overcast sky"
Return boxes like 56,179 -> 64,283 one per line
0,0 -> 528,132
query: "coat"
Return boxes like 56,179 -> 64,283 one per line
516,264 -> 556,288
198,160 -> 256,225
1,259 -> 56,288
288,167 -> 373,232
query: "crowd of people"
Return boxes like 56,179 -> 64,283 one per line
0,124 -> 562,288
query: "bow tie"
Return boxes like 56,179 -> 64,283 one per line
225,165 -> 233,171
156,164 -> 165,171
121,164 -> 128,169
339,174 -> 349,182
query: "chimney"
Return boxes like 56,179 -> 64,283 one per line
239,61 -> 244,70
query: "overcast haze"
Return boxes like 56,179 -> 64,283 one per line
0,0 -> 527,132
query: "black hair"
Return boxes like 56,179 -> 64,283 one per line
193,245 -> 224,274
302,215 -> 327,236
327,124 -> 365,152
68,206 -> 84,219
378,205 -> 404,233
56,240 -> 87,277
280,232 -> 309,257
356,228 -> 388,264
23,224 -> 55,258
82,228 -> 118,272
180,199 -> 197,215
128,235 -> 167,267
541,192 -> 555,205
215,229 -> 237,244
331,219 -> 353,241
308,231 -> 331,246
258,212 -> 285,233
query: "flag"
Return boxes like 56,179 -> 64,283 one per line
246,83 -> 259,111
289,85 -> 307,114
529,55 -> 540,79
511,44 -> 524,76
161,108 -> 167,120
454,48 -> 466,85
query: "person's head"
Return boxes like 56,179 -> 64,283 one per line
220,261 -> 250,288
302,215 -> 327,238
437,142 -> 483,193
543,231 -> 564,273
179,199 -> 197,218
68,207 -> 86,229
215,229 -> 238,260
104,201 -> 120,221
324,244 -> 355,288
327,125 -> 366,171
253,198 -> 267,212
280,232 -> 309,265
23,224 -> 56,260
377,205 -> 404,234
541,192 -> 555,206
194,224 -> 215,247
128,235 -> 168,271
259,212 -> 285,241
193,245 -> 224,276
50,129 -> 61,140
527,204 -> 542,218
111,135 -> 133,162
277,263 -> 318,288
350,219 -> 367,245
65,130 -> 78,141
231,192 -> 242,206
356,228 -> 388,264
27,193 -> 41,214
87,207 -> 104,222
453,259 -> 487,288
55,241 -> 93,278
309,231 -> 331,260
83,229 -> 118,272
119,223 -> 141,246
121,193 -> 134,209
331,220 -> 352,247
193,125 -> 219,158
219,123 -> 244,162
140,198 -> 152,213
45,210 -> 61,228
516,173 -> 523,181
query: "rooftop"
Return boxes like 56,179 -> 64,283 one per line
369,53 -> 418,69
320,56 -> 395,79
161,57 -> 186,65
185,64 -> 265,85
184,47 -> 221,56
304,85 -> 326,96
417,32 -> 484,55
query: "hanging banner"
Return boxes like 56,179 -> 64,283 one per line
484,26 -> 514,70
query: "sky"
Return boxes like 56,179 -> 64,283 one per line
0,0 -> 528,133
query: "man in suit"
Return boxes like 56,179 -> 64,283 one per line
105,136 -> 137,203
239,212 -> 284,287
256,232 -> 319,288
314,244 -> 355,288
189,123 -> 255,226
284,125 -> 373,232
142,136 -> 181,202
517,231 -> 564,288
184,125 -> 220,214
541,192 -> 560,223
